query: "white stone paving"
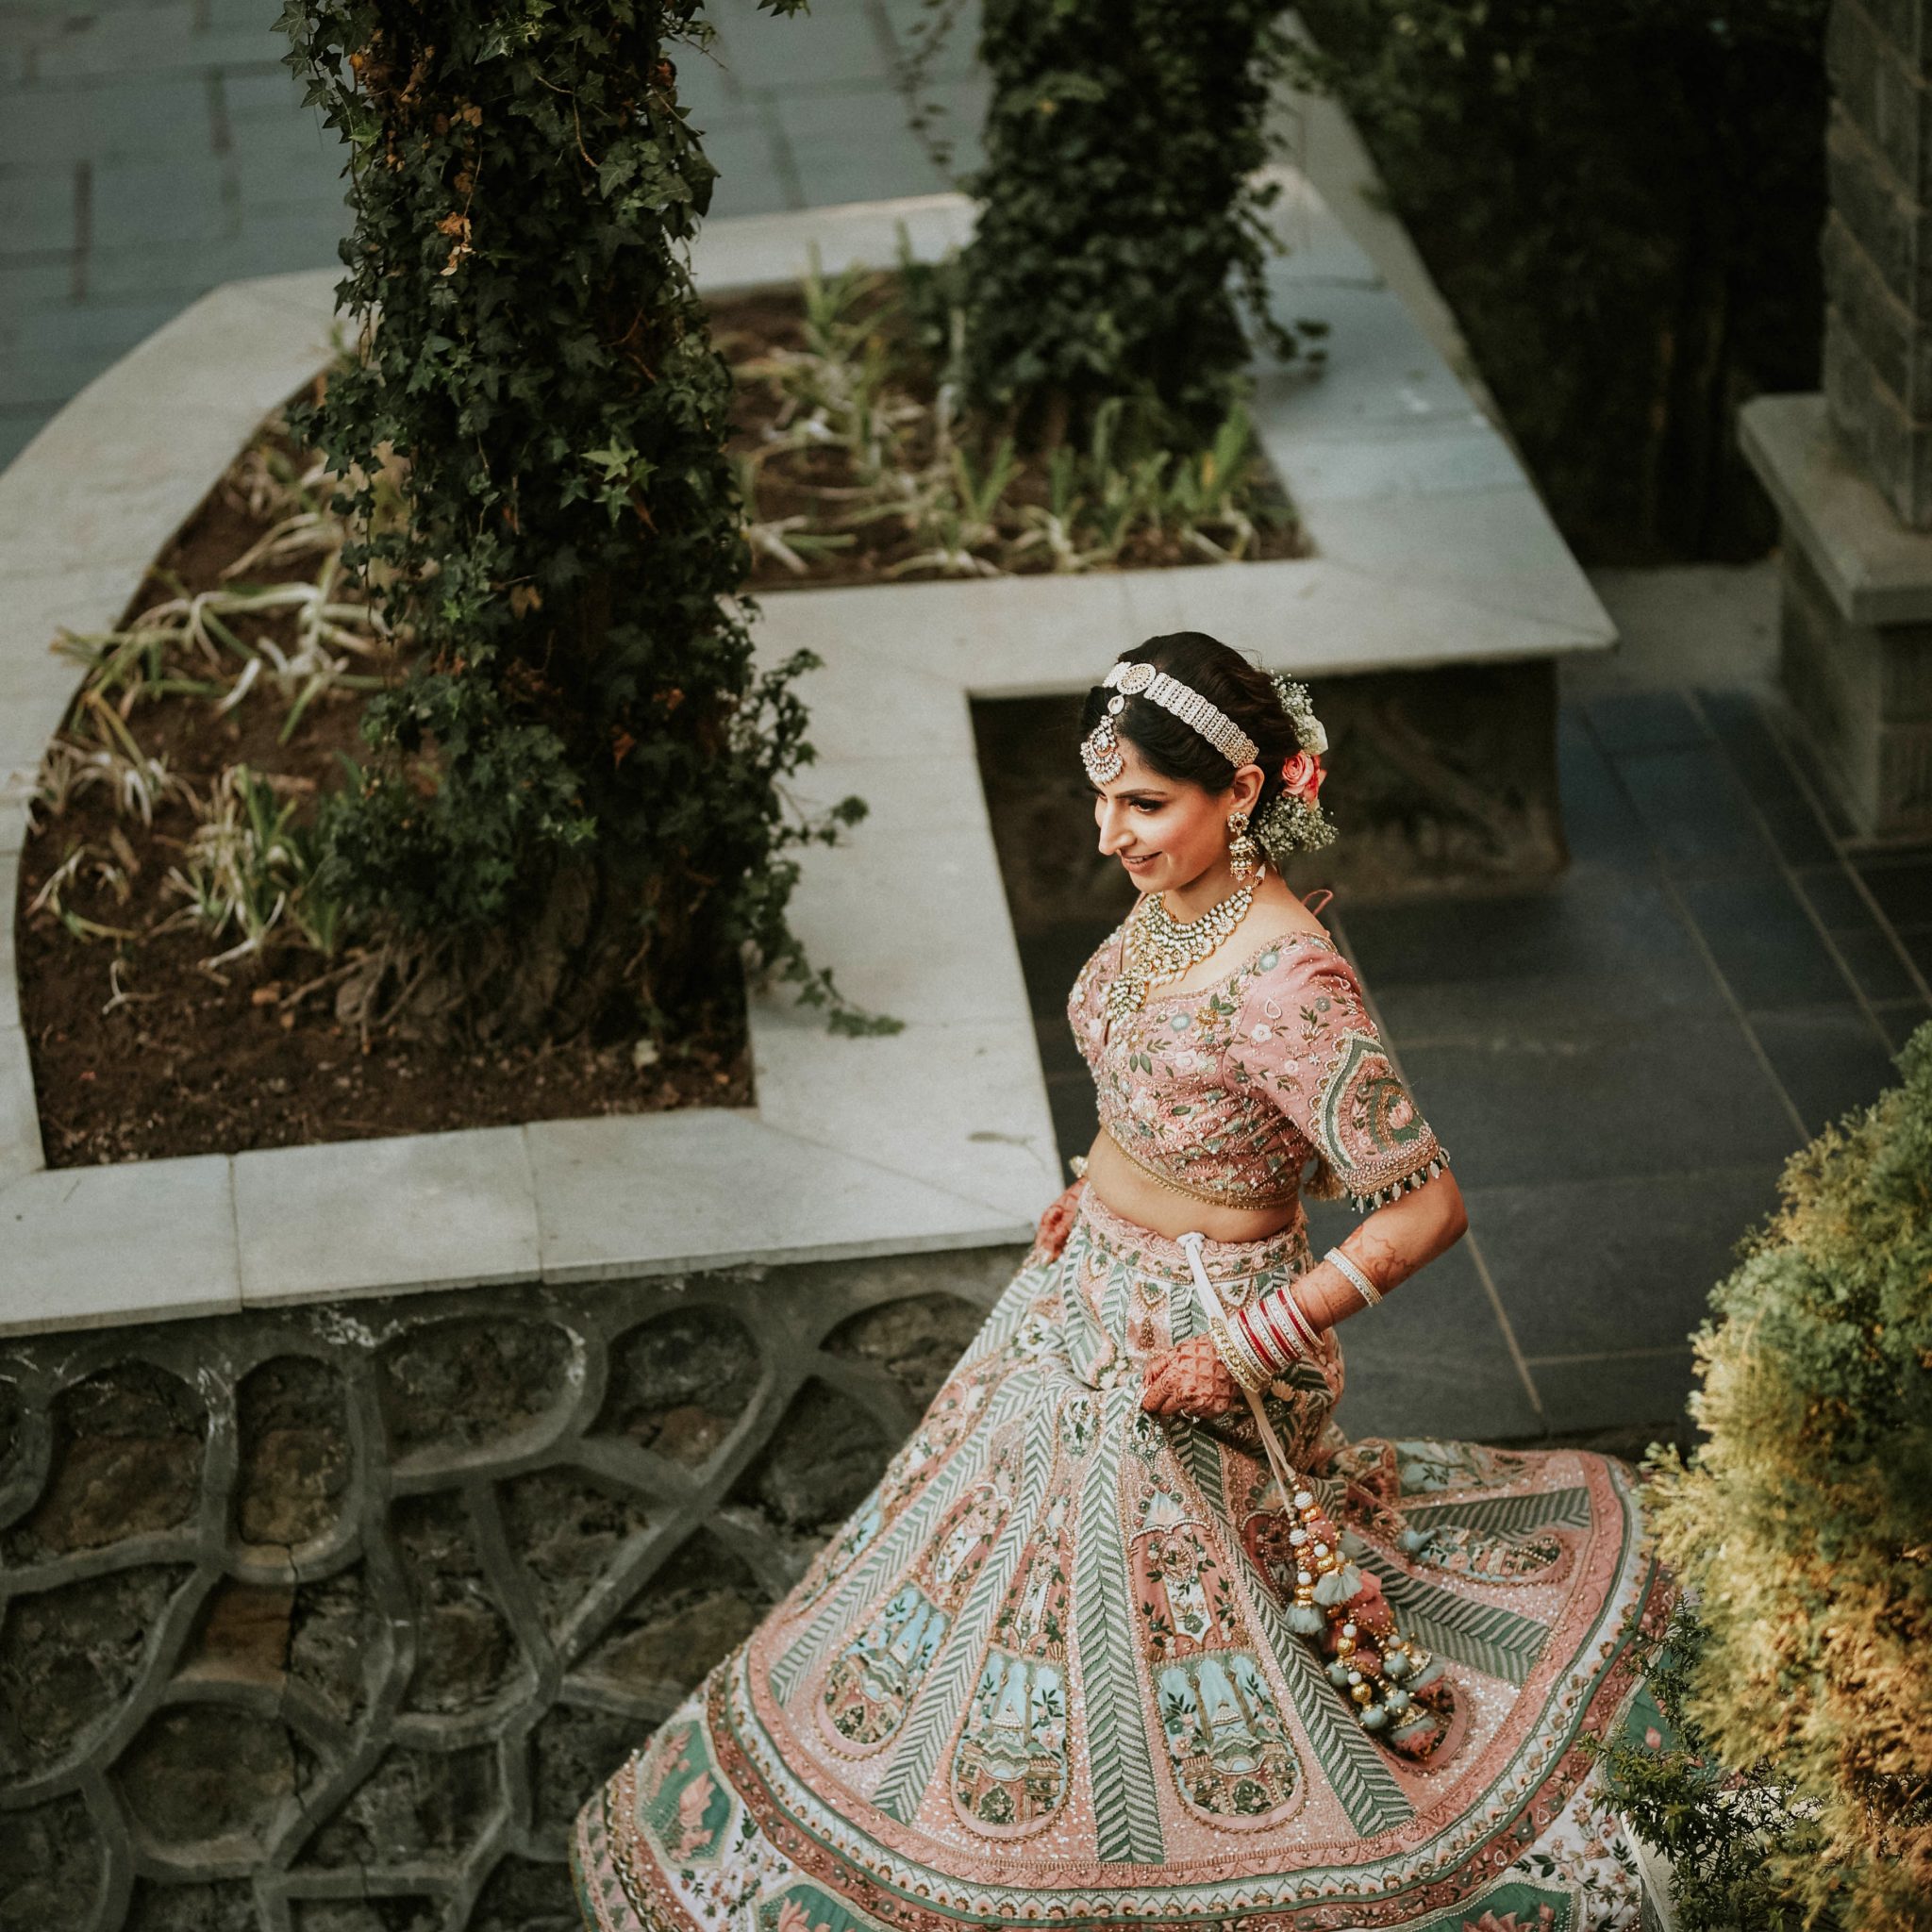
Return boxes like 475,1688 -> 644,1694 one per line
526,1109 -> 1022,1285
0,0 -> 988,467
0,849 -> 17,1030
747,1014 -> 1055,1220
0,1153 -> 242,1334
234,1125 -> 542,1306
0,1025 -> 40,1183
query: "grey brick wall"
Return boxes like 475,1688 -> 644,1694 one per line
1824,0 -> 1932,526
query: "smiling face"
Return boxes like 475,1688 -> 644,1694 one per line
1092,739 -> 1248,897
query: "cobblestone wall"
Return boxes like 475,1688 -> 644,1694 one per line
0,1245 -> 1023,1932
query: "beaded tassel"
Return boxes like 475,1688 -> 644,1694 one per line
1282,1486 -> 1442,1751
1349,1153 -> 1451,1215
1177,1241 -> 1448,1757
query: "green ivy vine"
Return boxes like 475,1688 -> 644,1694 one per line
276,0 -> 884,1039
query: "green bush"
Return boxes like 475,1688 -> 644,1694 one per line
1599,1601 -> 1827,1932
1607,1022 -> 1932,1929
939,0 -> 1319,450
1291,0 -> 1828,563
277,0 -> 872,1040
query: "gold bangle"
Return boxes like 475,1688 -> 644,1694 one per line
1205,1307 -> 1272,1394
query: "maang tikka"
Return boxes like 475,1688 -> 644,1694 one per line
1082,659 -> 1258,788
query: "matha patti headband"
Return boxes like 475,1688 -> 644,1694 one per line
1081,659 -> 1259,786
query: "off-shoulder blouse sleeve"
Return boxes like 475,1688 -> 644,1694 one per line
1223,942 -> 1450,1213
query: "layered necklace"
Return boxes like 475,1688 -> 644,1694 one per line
1107,877 -> 1257,1019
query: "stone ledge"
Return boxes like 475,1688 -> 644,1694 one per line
2,1155 -> 242,1334
0,165 -> 1611,1338
688,189 -> 974,295
1617,1814 -> 1684,1932
1741,391 -> 1932,623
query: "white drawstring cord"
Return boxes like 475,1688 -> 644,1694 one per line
1175,1230 -> 1304,1507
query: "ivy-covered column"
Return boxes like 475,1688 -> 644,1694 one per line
276,0 -> 866,1041
955,0 -> 1306,450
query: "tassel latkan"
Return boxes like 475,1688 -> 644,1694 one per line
1313,1562 -> 1363,1606
1347,1152 -> 1452,1216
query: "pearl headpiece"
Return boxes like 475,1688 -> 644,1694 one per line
1081,659 -> 1259,786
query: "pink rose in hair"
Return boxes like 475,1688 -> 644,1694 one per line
1280,750 -> 1325,803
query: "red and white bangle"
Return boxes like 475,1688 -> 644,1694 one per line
1231,1282 -> 1321,1379
1243,1294 -> 1299,1371
1273,1282 -> 1324,1356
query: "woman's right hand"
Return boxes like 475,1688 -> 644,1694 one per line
1141,1336 -> 1241,1420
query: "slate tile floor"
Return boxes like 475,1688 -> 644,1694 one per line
1007,685 -> 1931,1458
0,0 -> 990,466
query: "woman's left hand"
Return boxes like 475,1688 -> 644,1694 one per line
1141,1336 -> 1241,1420
1030,1178 -> 1086,1263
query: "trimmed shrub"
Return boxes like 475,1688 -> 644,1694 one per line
944,0 -> 1315,450
1610,1022 -> 1932,1929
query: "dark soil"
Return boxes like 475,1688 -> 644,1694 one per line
715,287 -> 1307,588
16,418 -> 749,1169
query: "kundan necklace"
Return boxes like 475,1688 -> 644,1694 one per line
1107,877 -> 1257,1018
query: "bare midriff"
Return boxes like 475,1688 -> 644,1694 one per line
1080,1130 -> 1304,1245
1074,882 -> 1331,1242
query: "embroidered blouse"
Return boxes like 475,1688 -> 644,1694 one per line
1067,924 -> 1449,1215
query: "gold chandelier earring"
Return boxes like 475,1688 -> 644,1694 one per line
1227,808 -> 1262,885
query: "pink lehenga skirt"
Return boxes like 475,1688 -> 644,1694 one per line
573,1192 -> 1671,1932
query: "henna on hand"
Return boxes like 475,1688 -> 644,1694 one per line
1140,1335 -> 1240,1420
1291,1261 -> 1362,1331
1032,1179 -> 1085,1262
1291,1172 -> 1468,1329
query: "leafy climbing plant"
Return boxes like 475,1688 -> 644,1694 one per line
902,0 -> 1324,451
275,0 -> 879,1040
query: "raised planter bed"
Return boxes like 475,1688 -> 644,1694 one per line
717,278 -> 1307,588
1,175 -> 1612,1338
14,414 -> 755,1169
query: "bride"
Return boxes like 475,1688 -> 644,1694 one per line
575,631 -> 1669,1931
